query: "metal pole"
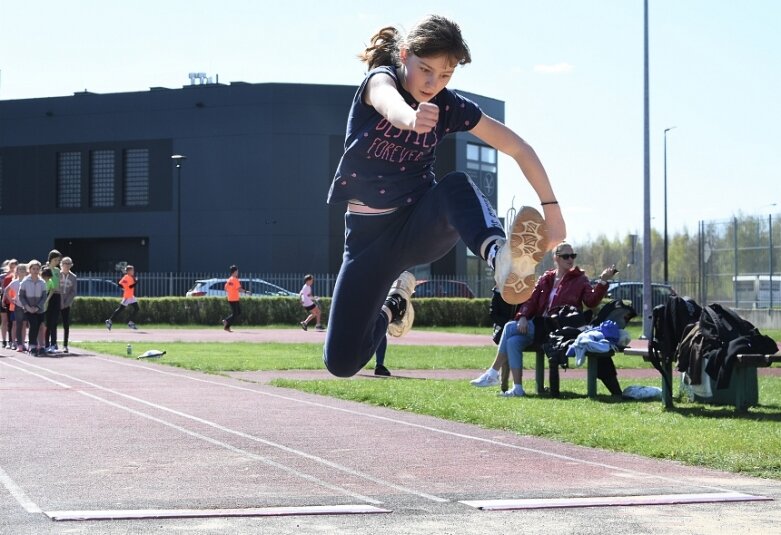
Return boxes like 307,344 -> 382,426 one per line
734,216 -> 738,309
177,164 -> 182,274
770,214 -> 774,309
663,126 -> 676,285
642,0 -> 652,339
171,155 -> 187,274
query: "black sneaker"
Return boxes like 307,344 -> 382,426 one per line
374,364 -> 391,376
300,321 -> 308,331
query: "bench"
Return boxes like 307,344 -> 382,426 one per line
623,346 -> 781,411
500,346 -> 623,399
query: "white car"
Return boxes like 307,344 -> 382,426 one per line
185,278 -> 296,298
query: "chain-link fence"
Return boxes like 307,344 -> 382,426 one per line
699,214 -> 780,308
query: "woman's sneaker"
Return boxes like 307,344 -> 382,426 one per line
470,370 -> 500,387
500,386 -> 526,397
385,271 -> 416,337
494,206 -> 548,304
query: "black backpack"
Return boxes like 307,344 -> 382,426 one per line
592,299 -> 637,329
648,295 -> 702,392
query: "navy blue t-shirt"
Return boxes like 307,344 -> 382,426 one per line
327,66 -> 483,209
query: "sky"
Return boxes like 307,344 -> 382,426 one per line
2,0 -> 779,245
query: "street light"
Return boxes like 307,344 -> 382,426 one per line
663,126 -> 676,284
171,154 -> 187,273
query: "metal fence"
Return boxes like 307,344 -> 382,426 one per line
699,214 -> 780,309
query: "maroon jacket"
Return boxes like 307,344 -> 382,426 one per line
517,267 -> 608,320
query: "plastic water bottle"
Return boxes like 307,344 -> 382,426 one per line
126,344 -> 132,356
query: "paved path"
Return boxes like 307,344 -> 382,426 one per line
1,329 -> 780,534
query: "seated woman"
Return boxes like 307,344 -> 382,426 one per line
471,241 -> 618,396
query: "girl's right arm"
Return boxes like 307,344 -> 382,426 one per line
364,74 -> 438,134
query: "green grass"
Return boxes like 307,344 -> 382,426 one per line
73,338 -> 781,480
272,376 -> 781,480
75,341 -> 653,372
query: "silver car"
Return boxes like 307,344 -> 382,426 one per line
185,278 -> 295,298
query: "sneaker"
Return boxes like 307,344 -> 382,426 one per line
315,324 -> 326,332
105,319 -> 112,331
300,321 -> 308,331
46,346 -> 57,354
63,346 -> 69,354
374,364 -> 391,376
385,271 -> 416,337
500,387 -> 526,397
128,322 -> 138,330
494,206 -> 548,304
10,343 -> 17,351
470,371 -> 500,388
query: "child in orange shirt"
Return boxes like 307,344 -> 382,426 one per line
105,265 -> 139,331
222,265 -> 249,332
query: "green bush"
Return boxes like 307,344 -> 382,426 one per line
70,296 -> 493,326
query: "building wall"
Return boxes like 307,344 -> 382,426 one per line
0,82 -> 504,275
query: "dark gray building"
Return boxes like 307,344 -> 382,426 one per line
0,81 -> 504,280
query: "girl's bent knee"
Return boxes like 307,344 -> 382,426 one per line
323,354 -> 361,378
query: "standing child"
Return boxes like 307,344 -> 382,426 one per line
105,265 -> 139,330
323,15 -> 565,377
44,250 -> 62,352
222,265 -> 249,332
9,264 -> 28,352
1,259 -> 18,348
59,257 -> 77,353
299,274 -> 324,331
19,260 -> 47,356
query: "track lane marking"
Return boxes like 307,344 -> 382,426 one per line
87,355 -> 761,495
2,358 -> 448,504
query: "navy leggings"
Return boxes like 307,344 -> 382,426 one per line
324,172 -> 504,377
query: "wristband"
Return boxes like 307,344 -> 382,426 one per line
540,200 -> 558,206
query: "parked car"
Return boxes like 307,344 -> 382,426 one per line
185,278 -> 296,298
77,277 -> 121,297
413,279 -> 475,298
606,281 -> 677,313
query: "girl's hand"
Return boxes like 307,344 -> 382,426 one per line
516,317 -> 529,334
410,102 -> 439,133
541,204 -> 566,251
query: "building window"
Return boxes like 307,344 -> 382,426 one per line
90,150 -> 115,207
124,149 -> 149,207
466,143 -> 497,197
57,152 -> 82,208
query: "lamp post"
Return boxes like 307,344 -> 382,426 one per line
171,154 -> 187,273
663,127 -> 676,284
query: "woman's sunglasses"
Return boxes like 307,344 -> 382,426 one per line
557,253 -> 577,260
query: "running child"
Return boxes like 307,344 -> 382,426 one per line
299,274 -> 324,331
105,265 -> 139,330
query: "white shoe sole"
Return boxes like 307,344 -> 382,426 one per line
495,206 -> 548,304
387,271 -> 416,337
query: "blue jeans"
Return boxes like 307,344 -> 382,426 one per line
499,319 -> 536,370
324,172 -> 503,377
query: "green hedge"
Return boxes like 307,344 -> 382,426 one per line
70,297 -> 493,327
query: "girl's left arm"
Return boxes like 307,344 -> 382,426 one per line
470,114 -> 566,249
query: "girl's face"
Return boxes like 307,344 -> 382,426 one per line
399,50 -> 456,103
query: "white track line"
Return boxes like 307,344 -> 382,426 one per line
0,465 -> 42,514
2,358 -> 448,504
89,355 -> 760,495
